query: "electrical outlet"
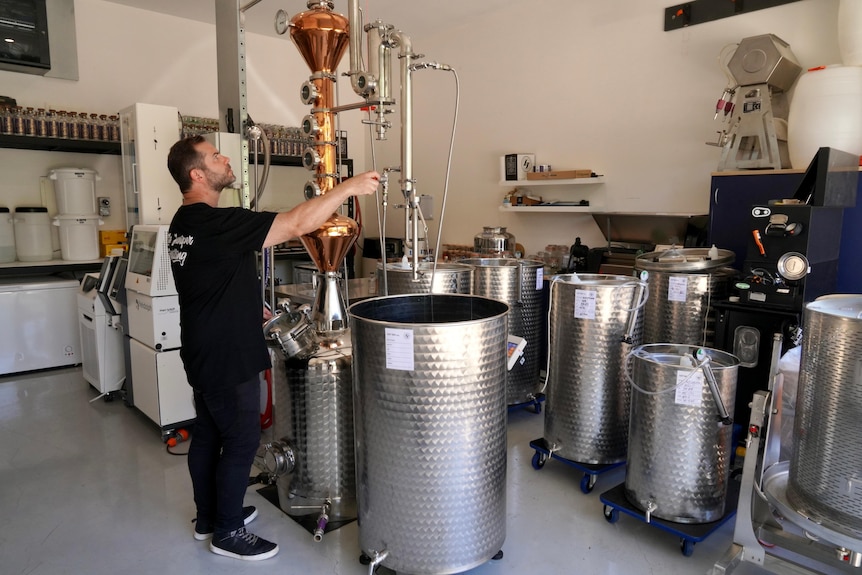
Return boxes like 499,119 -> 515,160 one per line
98,197 -> 111,217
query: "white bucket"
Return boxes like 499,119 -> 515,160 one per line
788,65 -> 862,169
49,167 -> 100,215
14,207 -> 53,262
53,215 -> 102,261
0,207 -> 15,263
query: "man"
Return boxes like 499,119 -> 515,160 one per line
166,135 -> 378,561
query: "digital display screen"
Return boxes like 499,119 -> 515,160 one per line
127,230 -> 157,277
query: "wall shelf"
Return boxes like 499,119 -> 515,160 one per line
0,134 -> 120,154
498,176 -> 604,187
499,205 -> 594,213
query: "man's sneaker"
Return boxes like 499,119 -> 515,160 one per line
210,527 -> 279,561
193,506 -> 259,541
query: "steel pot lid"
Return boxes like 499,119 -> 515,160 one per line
634,247 -> 734,272
806,294 -> 862,319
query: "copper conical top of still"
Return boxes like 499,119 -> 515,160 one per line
289,1 -> 350,74
300,213 -> 359,273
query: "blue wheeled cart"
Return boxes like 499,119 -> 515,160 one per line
529,437 -> 625,494
599,480 -> 740,557
508,393 -> 545,414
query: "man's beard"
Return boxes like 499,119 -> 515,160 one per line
204,167 -> 236,192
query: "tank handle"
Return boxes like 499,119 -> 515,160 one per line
620,280 -> 649,345
694,351 -> 734,426
514,261 -> 525,306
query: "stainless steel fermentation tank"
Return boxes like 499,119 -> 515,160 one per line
350,294 -> 509,575
634,247 -> 735,347
544,274 -> 646,464
625,344 -> 738,524
378,261 -> 473,295
462,258 -> 544,406
787,295 -> 862,535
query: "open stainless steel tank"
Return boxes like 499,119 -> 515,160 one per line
461,258 -> 544,406
787,295 -> 862,535
544,274 -> 646,464
625,344 -> 738,523
634,247 -> 735,347
377,261 -> 473,295
349,294 -> 508,575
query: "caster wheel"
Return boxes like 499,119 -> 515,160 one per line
531,451 -> 547,470
359,554 -> 371,565
603,505 -> 619,523
103,393 -> 114,403
680,538 -> 695,557
492,549 -> 504,560
580,473 -> 597,494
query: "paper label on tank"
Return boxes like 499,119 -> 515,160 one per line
674,370 -> 703,406
536,267 -> 544,290
385,327 -> 415,371
667,276 -> 688,302
574,289 -> 597,319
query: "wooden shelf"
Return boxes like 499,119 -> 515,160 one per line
498,176 -> 604,186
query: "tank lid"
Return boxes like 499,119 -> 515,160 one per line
807,295 -> 862,319
634,247 -> 734,272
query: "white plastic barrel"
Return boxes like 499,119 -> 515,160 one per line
49,167 -> 99,215
839,0 -> 862,66
788,65 -> 862,169
53,215 -> 102,261
14,207 -> 53,262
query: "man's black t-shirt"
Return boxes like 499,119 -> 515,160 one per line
168,203 -> 278,391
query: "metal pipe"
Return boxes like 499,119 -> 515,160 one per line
390,30 -> 417,278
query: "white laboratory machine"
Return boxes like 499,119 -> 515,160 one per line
119,103 -> 182,228
77,256 -> 125,398
125,224 -> 195,436
0,276 -> 80,376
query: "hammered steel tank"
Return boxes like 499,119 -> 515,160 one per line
544,274 -> 646,464
461,258 -> 544,406
787,295 -> 862,535
625,344 -> 738,523
349,294 -> 508,575
378,261 -> 473,295
634,247 -> 735,347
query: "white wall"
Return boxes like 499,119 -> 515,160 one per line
362,0 -> 842,256
0,0 -> 844,259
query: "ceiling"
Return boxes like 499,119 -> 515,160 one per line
101,0 -> 513,40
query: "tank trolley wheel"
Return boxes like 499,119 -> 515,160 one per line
680,538 -> 695,557
359,553 -> 371,565
580,473 -> 597,494
603,505 -> 619,523
533,402 -> 542,414
531,450 -> 547,470
492,549 -> 504,560
103,393 -> 114,403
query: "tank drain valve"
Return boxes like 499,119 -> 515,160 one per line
837,548 -> 862,567
313,499 -> 331,543
644,500 -> 658,524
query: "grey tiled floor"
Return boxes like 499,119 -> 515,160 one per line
0,367 -> 772,575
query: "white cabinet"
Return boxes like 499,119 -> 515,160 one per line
498,177 -> 606,212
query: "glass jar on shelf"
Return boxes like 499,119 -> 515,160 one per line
45,110 -> 58,138
0,105 -> 13,135
56,111 -> 70,139
107,115 -> 120,141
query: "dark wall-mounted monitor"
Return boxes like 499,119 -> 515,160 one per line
0,0 -> 51,75
792,147 -> 859,208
